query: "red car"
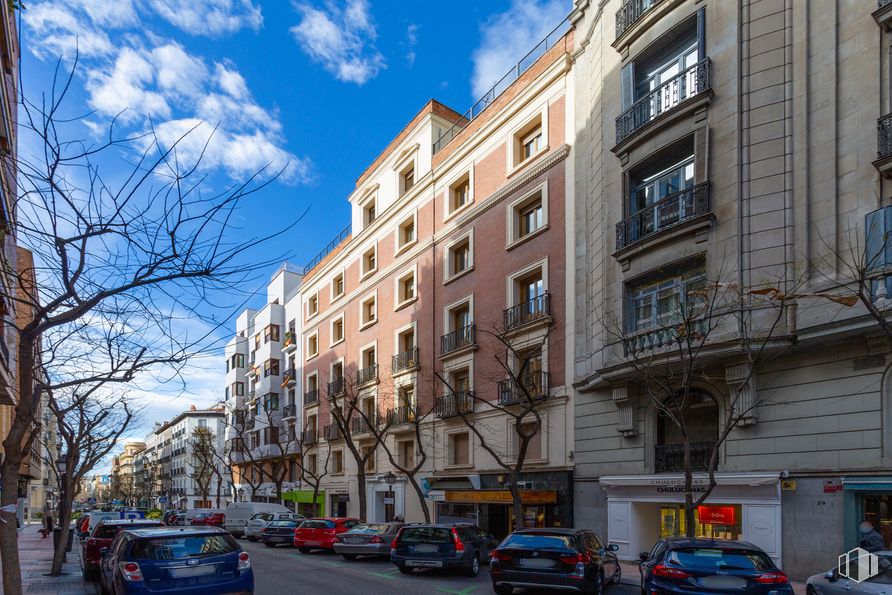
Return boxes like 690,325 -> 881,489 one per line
190,512 -> 225,526
81,518 -> 163,581
294,518 -> 361,553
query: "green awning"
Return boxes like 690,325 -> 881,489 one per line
282,490 -> 325,504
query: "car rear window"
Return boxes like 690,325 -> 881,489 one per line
301,520 -> 335,529
250,513 -> 273,521
349,524 -> 391,534
129,535 -> 239,560
93,525 -> 120,539
269,520 -> 298,528
399,527 -> 453,543
667,548 -> 775,572
501,533 -> 575,550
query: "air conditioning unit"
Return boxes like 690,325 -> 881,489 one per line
516,481 -> 534,490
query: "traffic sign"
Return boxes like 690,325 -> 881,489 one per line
158,496 -> 167,504
88,498 -> 96,505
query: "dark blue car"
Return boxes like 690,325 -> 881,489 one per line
638,537 -> 793,594
98,526 -> 253,595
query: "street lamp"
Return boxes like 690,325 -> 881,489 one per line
384,471 -> 397,522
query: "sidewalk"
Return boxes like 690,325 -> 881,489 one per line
617,560 -> 808,594
0,523 -> 96,594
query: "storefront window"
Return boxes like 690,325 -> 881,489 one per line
437,502 -> 477,525
864,494 -> 892,549
522,506 -> 546,529
660,504 -> 742,540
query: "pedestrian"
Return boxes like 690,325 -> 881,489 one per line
859,521 -> 885,553
42,505 -> 54,538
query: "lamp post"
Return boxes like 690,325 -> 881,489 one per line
384,471 -> 397,522
56,453 -> 69,562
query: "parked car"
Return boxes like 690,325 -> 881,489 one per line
489,528 -> 620,594
98,526 -> 253,595
333,522 -> 404,560
161,511 -> 178,526
294,518 -> 361,553
224,502 -> 291,538
391,523 -> 494,577
638,538 -> 793,595
177,508 -> 224,526
190,512 -> 225,527
78,511 -> 122,540
244,512 -> 304,541
806,551 -> 892,594
81,519 -> 163,581
260,519 -> 302,548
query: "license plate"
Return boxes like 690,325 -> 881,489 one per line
170,565 -> 216,578
347,538 -> 365,544
412,544 -> 439,553
406,560 -> 443,568
699,575 -> 747,589
518,558 -> 556,569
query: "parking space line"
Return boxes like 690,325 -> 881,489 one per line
368,567 -> 401,579
434,585 -> 480,595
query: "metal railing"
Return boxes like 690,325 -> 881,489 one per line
283,331 -> 296,348
387,405 -> 417,426
357,364 -> 378,385
282,404 -> 297,418
616,58 -> 711,144
440,324 -> 476,355
327,377 -> 345,397
432,18 -> 571,154
615,182 -> 711,250
498,371 -> 551,405
301,429 -> 317,446
435,391 -> 475,418
624,319 -> 708,356
305,224 -> 351,272
245,417 -> 255,431
654,441 -> 715,473
879,114 -> 892,159
282,368 -> 297,385
304,389 -> 319,406
324,423 -> 343,441
615,0 -> 663,39
351,412 -> 380,435
392,347 -> 419,373
503,292 -> 552,331
881,0 -> 892,8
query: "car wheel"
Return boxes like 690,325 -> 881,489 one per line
465,555 -> 480,577
592,570 -> 604,595
494,585 -> 513,595
264,542 -> 276,548
342,554 -> 357,560
397,565 -> 412,574
611,563 -> 622,585
806,587 -> 817,595
298,547 -> 311,554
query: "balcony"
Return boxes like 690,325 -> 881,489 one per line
328,377 -> 345,397
875,114 -> 892,175
282,368 -> 297,387
323,423 -> 343,441
304,389 -> 319,407
615,0 -> 663,42
301,428 -> 317,446
246,365 -> 259,378
615,182 -> 711,252
282,331 -> 297,353
283,404 -> 297,419
497,371 -> 551,405
435,391 -> 475,419
351,412 -> 380,436
392,348 -> 419,374
615,58 -> 711,149
875,0 -> 892,30
624,319 -> 707,356
245,417 -> 255,431
503,293 -> 552,332
386,405 -> 417,427
357,364 -> 379,386
440,324 -> 476,356
654,441 -> 715,473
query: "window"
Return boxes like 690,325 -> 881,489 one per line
626,145 -> 696,243
263,324 -> 280,343
254,334 -> 261,351
307,333 -> 319,359
520,196 -> 543,237
305,453 -> 317,475
398,384 -> 416,409
363,198 -> 377,229
361,345 -> 376,369
512,114 -> 544,168
448,367 -> 471,393
264,393 -> 279,411
360,293 -> 377,328
397,213 -> 416,252
361,445 -> 376,473
516,268 -> 544,304
397,327 -> 415,354
330,315 -> 344,345
449,302 -> 471,332
448,432 -> 470,466
361,245 -> 377,278
331,271 -> 345,300
656,391 -> 718,473
230,353 -> 245,369
400,162 -> 415,196
395,268 -> 416,307
331,361 -> 344,385
508,186 -> 548,246
263,426 -> 280,444
263,358 -> 280,377
332,450 -> 344,474
627,259 -> 706,333
307,294 -> 318,319
398,440 -> 415,468
446,232 -> 473,281
448,173 -> 472,215
512,421 -> 543,461
231,381 -> 244,397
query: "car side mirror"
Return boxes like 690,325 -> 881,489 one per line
639,551 -> 649,562
825,568 -> 838,582
608,544 -> 619,552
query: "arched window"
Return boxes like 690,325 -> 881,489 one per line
655,391 -> 718,473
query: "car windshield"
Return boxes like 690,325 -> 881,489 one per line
269,520 -> 298,528
129,535 -> 239,560
501,533 -> 575,550
250,513 -> 272,522
349,524 -> 391,534
399,527 -> 453,543
667,548 -> 775,572
866,555 -> 892,585
301,520 -> 336,529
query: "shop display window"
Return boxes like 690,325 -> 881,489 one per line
659,504 -> 742,540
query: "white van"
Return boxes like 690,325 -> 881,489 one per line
224,502 -> 290,537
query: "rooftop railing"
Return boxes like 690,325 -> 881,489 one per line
305,225 -> 351,272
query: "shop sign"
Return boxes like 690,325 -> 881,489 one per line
383,497 -> 394,505
338,494 -> 350,502
444,490 -> 557,505
648,478 -> 708,495
781,480 -> 796,491
823,480 -> 842,494
697,505 -> 735,525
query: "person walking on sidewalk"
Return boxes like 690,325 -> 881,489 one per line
860,521 -> 885,553
40,504 -> 54,538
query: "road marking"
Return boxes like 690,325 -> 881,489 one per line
368,567 -> 401,579
435,585 -> 479,595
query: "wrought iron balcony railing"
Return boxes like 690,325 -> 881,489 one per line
304,389 -> 319,406
327,377 -> 345,397
623,319 -> 708,356
351,412 -> 380,435
357,364 -> 378,385
245,417 -> 255,431
654,441 -> 715,473
392,347 -> 419,373
879,114 -> 892,159
440,324 -> 475,355
387,405 -> 417,426
615,182 -> 711,250
301,429 -> 317,446
323,423 -> 343,441
282,404 -> 297,419
497,371 -> 551,405
435,391 -> 475,419
616,58 -> 711,144
503,292 -> 552,331
282,368 -> 297,385
615,0 -> 663,39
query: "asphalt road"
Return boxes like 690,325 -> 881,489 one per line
240,537 -> 642,595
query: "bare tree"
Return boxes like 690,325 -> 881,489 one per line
255,394 -> 301,505
189,427 -> 218,507
298,431 -> 331,518
0,60 -> 297,594
224,403 -> 266,502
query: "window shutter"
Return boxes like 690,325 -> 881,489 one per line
620,62 -> 635,110
865,207 -> 888,272
697,9 -> 706,60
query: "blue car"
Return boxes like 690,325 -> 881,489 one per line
638,537 -> 793,594
98,526 -> 253,595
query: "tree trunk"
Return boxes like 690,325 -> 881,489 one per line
356,472 -> 367,519
508,472 -> 523,532
1,334 -> 37,595
406,475 -> 430,523
50,481 -> 74,576
683,438 -> 695,538
312,484 -> 320,517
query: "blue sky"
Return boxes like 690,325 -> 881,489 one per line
20,0 -> 571,441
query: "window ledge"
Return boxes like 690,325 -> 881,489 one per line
329,338 -> 345,348
438,343 -> 477,361
360,268 -> 378,283
394,297 -> 418,312
331,292 -> 345,304
359,319 -> 378,332
395,240 -> 418,258
506,224 -> 549,252
444,201 -> 474,224
444,266 -> 474,286
507,146 -> 550,179
306,353 -> 318,362
444,463 -> 474,470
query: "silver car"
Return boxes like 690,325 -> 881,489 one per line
333,522 -> 405,560
244,512 -> 304,541
807,551 -> 892,594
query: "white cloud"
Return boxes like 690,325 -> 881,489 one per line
87,47 -> 172,122
24,3 -> 114,59
404,23 -> 418,67
290,0 -> 385,85
147,0 -> 263,37
471,0 -> 570,98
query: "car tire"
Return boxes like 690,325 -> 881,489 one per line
611,563 -> 622,585
806,587 -> 817,595
398,565 -> 412,574
342,554 -> 357,560
591,570 -> 604,595
494,585 -> 513,595
298,547 -> 311,554
464,555 -> 480,577
264,542 -> 276,548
